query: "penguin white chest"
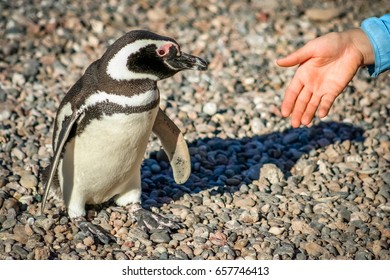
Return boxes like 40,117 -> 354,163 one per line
59,90 -> 159,206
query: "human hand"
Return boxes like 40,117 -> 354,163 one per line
277,29 -> 374,128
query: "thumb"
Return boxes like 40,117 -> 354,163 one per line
276,43 -> 314,67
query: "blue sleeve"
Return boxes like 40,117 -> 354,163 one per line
361,14 -> 390,77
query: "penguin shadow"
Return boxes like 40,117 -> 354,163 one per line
141,121 -> 365,209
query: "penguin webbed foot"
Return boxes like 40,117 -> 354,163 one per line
73,217 -> 116,244
128,204 -> 181,232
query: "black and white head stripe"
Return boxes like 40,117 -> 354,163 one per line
106,39 -> 179,81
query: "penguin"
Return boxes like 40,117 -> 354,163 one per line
41,30 -> 208,243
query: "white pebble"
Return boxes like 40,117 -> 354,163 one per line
203,102 -> 218,116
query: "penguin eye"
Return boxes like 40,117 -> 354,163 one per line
156,43 -> 174,57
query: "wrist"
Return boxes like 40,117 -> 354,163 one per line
344,28 -> 375,66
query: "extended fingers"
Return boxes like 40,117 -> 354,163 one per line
301,93 -> 322,126
281,78 -> 304,117
290,86 -> 312,128
296,92 -> 337,127
318,94 -> 337,118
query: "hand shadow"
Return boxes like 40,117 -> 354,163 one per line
141,121 -> 365,208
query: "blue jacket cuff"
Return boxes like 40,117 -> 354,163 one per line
361,14 -> 390,77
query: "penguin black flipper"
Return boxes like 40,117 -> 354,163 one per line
40,108 -> 84,214
152,108 -> 191,184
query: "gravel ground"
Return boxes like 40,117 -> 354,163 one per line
0,0 -> 389,260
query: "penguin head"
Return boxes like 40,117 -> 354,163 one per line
103,30 -> 208,81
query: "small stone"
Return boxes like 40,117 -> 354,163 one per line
20,174 -> 38,189
35,218 -> 55,231
175,250 -> 189,260
234,239 -> 248,250
72,53 -> 89,68
23,59 -> 40,78
44,234 -> 55,244
193,226 -> 210,239
194,247 -> 203,256
270,184 -> 283,194
179,244 -> 193,256
291,220 -> 316,235
12,148 -> 25,160
268,226 -> 285,236
304,242 -> 326,257
12,73 -> 26,86
327,181 -> 341,192
251,118 -> 265,134
209,230 -> 227,246
226,178 -> 241,186
12,224 -> 29,243
0,86 -> 6,102
150,231 -> 171,243
83,236 -> 94,247
338,209 -> 351,222
24,224 -> 34,236
234,197 -> 256,208
203,102 -> 218,116
114,251 -> 129,260
172,233 -> 187,241
274,244 -> 294,257
296,252 -> 307,260
259,164 -> 284,185
53,225 -> 67,234
381,172 -> 390,185
261,204 -> 271,213
150,164 -> 161,173
283,132 -> 299,144
2,219 -> 16,230
239,210 -> 259,223
324,145 -> 339,162
355,250 -> 372,260
60,216 -> 69,225
306,8 -> 342,21
147,7 -> 166,22
34,247 -> 50,260
13,244 -> 29,258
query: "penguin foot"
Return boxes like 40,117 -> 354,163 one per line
128,204 -> 181,232
73,217 -> 116,244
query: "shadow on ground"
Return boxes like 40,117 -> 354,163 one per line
140,121 -> 365,208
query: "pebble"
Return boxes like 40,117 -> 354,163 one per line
234,197 -> 256,208
34,247 -> 50,260
305,8 -> 342,21
233,239 -> 248,250
203,102 -> 218,116
150,231 -> 171,243
259,164 -> 284,185
2,219 -> 16,230
13,244 -> 29,258
19,173 -> 38,189
304,242 -> 327,258
268,227 -> 285,236
381,172 -> 390,185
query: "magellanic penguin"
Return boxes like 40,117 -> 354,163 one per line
41,30 -> 208,243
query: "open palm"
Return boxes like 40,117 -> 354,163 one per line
277,31 -> 365,128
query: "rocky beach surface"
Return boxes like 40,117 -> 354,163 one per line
0,0 -> 389,260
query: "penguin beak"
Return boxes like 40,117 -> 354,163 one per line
167,52 -> 208,71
